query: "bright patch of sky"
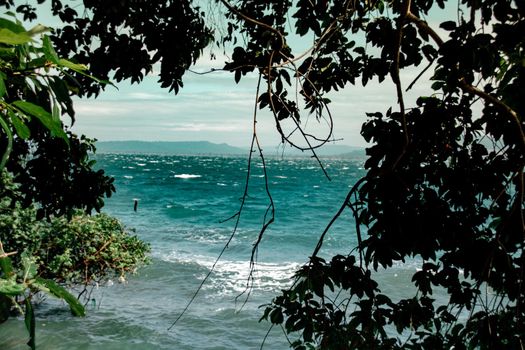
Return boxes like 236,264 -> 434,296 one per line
27,1 -> 457,149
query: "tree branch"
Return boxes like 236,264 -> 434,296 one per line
391,0 -> 412,147
218,0 -> 285,48
406,12 -> 525,151
406,12 -> 444,46
458,78 -> 525,149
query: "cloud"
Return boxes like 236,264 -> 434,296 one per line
164,122 -> 246,132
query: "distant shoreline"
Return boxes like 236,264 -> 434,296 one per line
94,140 -> 366,159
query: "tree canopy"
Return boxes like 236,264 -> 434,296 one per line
1,0 -> 523,348
0,14 -> 149,349
210,0 -> 524,348
1,0 -> 213,96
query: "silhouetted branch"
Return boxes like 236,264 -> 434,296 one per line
311,177 -> 367,259
169,74 -> 264,330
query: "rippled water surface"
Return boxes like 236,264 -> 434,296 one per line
2,153 -> 416,349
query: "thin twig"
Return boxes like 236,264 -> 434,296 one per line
405,58 -> 434,92
311,177 -> 367,258
168,75 -> 264,331
259,324 -> 274,350
0,239 -> 17,259
236,74 -> 276,308
266,52 -> 332,180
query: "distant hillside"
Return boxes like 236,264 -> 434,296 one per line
95,140 -> 366,158
95,141 -> 246,155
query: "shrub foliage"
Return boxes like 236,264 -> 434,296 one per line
0,193 -> 149,286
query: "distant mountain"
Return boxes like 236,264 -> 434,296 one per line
95,140 -> 366,158
95,141 -> 246,155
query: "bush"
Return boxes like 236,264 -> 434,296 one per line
0,199 -> 150,286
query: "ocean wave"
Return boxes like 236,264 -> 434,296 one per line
174,174 -> 202,179
161,253 -> 300,296
165,203 -> 209,219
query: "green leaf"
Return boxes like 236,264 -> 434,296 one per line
42,35 -> 59,64
21,252 -> 38,282
24,298 -> 36,350
0,18 -> 26,34
12,101 -> 69,144
0,72 -> 6,98
59,59 -> 115,87
58,58 -> 87,72
27,56 -> 47,69
52,103 -> 60,121
49,76 -> 74,118
0,115 -> 13,169
29,280 -> 50,294
34,277 -> 85,316
0,253 -> 15,277
8,110 -> 31,139
27,24 -> 50,37
0,278 -> 25,296
0,28 -> 32,45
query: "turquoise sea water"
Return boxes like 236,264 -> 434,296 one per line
0,153 -> 421,349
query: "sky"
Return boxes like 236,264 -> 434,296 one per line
70,62 -> 403,149
27,1 -> 456,150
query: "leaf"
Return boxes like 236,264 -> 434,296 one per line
12,101 -> 69,144
59,59 -> 115,87
0,18 -> 26,34
0,253 -> 15,277
49,76 -> 74,118
0,28 -> 32,45
27,24 -> 50,37
281,69 -> 291,85
24,299 -> 36,350
303,323 -> 313,342
269,307 -> 284,324
58,58 -> 88,72
440,21 -> 457,31
8,110 -> 30,139
0,115 -> 13,169
0,278 -> 25,296
52,103 -> 60,121
21,252 -> 38,282
42,35 -> 59,64
34,277 -> 85,316
234,69 -> 241,84
0,72 -> 6,98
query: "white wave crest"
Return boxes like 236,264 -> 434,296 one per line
162,253 -> 300,295
174,174 -> 202,179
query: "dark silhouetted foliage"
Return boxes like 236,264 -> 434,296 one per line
0,0 -> 213,96
213,0 -> 525,348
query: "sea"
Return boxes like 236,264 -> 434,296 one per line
0,152 -> 423,349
